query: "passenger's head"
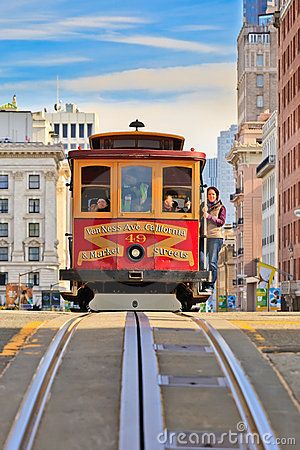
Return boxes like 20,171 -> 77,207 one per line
164,194 -> 173,209
97,198 -> 109,210
207,186 -> 219,203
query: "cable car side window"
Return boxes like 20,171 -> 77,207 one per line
81,166 -> 111,212
121,166 -> 152,212
162,167 -> 192,213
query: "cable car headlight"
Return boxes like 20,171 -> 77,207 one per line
127,244 -> 144,262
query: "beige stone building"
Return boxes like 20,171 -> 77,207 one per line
56,161 -> 71,289
216,225 -> 236,310
0,143 -> 65,306
227,9 -> 278,310
227,121 -> 267,310
237,21 -> 277,127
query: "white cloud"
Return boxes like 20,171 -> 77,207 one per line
0,14 -> 146,40
81,91 -> 236,157
12,56 -> 91,67
60,15 -> 149,28
70,62 -> 236,155
1,63 -> 236,98
0,28 -> 55,40
3,62 -> 236,155
61,63 -> 235,94
102,34 -> 233,54
173,24 -> 223,31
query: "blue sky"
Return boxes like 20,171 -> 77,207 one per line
0,0 -> 242,154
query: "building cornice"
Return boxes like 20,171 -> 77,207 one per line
0,143 -> 65,162
226,141 -> 262,163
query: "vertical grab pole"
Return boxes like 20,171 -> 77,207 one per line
202,186 -> 208,270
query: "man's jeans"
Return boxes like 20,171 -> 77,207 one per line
200,238 -> 223,288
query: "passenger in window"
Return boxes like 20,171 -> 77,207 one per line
162,194 -> 178,212
122,174 -> 149,212
96,198 -> 110,212
178,197 -> 191,213
89,198 -> 110,212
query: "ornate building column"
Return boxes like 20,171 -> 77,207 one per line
43,170 -> 58,263
12,171 -> 25,261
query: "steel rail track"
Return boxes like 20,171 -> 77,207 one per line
4,314 -> 88,450
189,315 -> 280,450
118,312 -> 164,450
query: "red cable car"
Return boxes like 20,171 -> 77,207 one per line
60,121 -> 211,311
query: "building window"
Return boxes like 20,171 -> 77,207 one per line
0,223 -> 8,237
0,272 -> 8,285
29,199 -> 40,213
0,199 -> 8,213
248,33 -> 270,44
71,124 -> 76,138
79,124 -> 84,138
29,223 -> 40,237
0,175 -> 8,189
0,247 -> 8,261
28,272 -> 39,286
54,124 -> 60,136
70,144 -> 77,150
62,124 -> 68,138
256,74 -> 264,87
257,95 -> 264,107
87,124 -> 93,137
29,175 -> 40,189
256,54 -> 264,66
63,144 -> 68,151
28,247 -> 40,261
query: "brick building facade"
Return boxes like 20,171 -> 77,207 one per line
227,122 -> 266,310
277,0 -> 300,291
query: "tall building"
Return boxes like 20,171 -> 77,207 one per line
217,125 -> 237,224
227,119 -> 268,310
237,20 -> 277,127
243,0 -> 268,24
202,158 -> 217,189
256,111 -> 278,285
276,0 -> 300,305
0,142 -> 65,306
227,6 -> 278,310
46,103 -> 100,154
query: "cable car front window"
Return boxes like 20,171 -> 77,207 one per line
137,139 -> 161,149
81,166 -> 111,212
113,139 -> 136,148
121,166 -> 152,212
162,167 -> 192,213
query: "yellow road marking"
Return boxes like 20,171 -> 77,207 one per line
230,320 -> 265,342
231,320 -> 300,326
0,321 -> 42,357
